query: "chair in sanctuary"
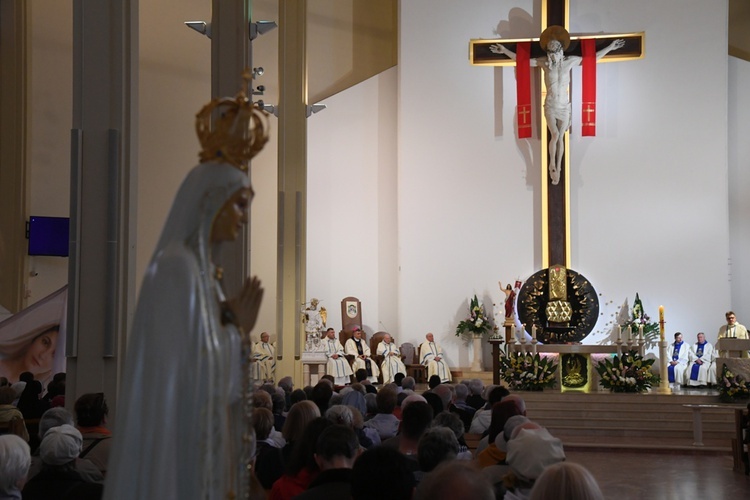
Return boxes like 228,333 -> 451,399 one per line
400,342 -> 426,383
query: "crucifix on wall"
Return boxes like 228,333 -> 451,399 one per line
469,0 -> 644,268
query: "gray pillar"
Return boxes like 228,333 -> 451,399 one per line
68,0 -> 138,423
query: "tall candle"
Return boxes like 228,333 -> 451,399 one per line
615,324 -> 621,341
627,326 -> 633,342
511,324 -> 516,341
531,325 -> 537,340
659,305 -> 665,341
638,324 -> 644,340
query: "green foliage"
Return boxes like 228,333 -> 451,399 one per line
456,294 -> 495,336
718,363 -> 750,403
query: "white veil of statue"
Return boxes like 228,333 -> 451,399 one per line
104,162 -> 250,500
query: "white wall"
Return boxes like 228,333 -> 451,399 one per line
388,0 -> 730,366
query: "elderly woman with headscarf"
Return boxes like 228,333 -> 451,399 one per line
21,424 -> 103,499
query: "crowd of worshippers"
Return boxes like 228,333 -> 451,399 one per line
248,374 -> 605,500
0,371 -> 112,499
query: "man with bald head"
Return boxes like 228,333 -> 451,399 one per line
376,333 -> 407,384
420,333 -> 452,383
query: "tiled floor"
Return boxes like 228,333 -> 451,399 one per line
565,449 -> 749,499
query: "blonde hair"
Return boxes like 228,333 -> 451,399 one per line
281,400 -> 320,442
529,462 -> 603,500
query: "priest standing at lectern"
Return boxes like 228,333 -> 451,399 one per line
718,311 -> 749,358
420,333 -> 452,383
324,328 -> 353,385
345,326 -> 380,384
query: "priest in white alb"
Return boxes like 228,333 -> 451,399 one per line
252,331 -> 276,382
323,328 -> 352,385
687,332 -> 716,387
420,332 -> 452,383
667,332 -> 689,387
376,333 -> 406,384
345,326 -> 380,384
717,311 -> 749,358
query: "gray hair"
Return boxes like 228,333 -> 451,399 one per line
0,435 -> 31,491
364,393 -> 378,414
529,462 -> 604,500
402,376 -> 416,390
278,376 -> 294,393
417,427 -> 459,473
38,407 -> 75,440
468,378 -> 484,396
325,405 -> 354,427
453,383 -> 469,402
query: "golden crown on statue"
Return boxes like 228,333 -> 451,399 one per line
195,69 -> 270,171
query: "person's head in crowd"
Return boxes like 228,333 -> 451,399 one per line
19,372 -> 34,383
252,390 -> 273,411
45,378 -> 65,399
503,394 -> 527,415
339,386 -> 353,397
39,424 -> 83,467
285,417 -> 332,476
302,385 -> 314,400
428,375 -> 442,389
487,400 -> 524,443
394,372 -> 405,387
433,384 -> 453,410
351,447 -> 416,500
432,411 -> 465,443
507,428 -> 566,482
348,406 -> 366,432
282,400 -> 320,443
397,391 -> 409,408
423,391 -> 444,417
342,389 -> 367,417
74,392 -> 109,427
417,426 -> 459,473
260,383 -> 276,396
401,401 -> 434,441
19,379 -> 42,401
402,376 -> 416,391
468,378 -> 484,397
364,393 -> 378,416
313,424 -> 359,471
320,374 -> 335,387
350,382 -> 365,395
415,460 -> 494,500
251,408 -> 274,442
278,376 -> 294,394
454,383 -> 469,403
0,434 -> 31,495
375,386 -> 398,415
496,415 -> 531,451
0,386 -> 17,405
401,393 -> 427,410
0,377 -> 9,387
487,385 -> 510,406
290,388 -> 307,407
529,462 -> 603,500
271,393 -> 285,416
325,405 -> 354,428
355,369 -> 369,383
52,372 -> 66,382
38,407 -> 75,440
311,381 -> 334,415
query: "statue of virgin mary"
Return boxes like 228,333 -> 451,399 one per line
104,78 -> 267,500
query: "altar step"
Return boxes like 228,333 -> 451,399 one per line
520,392 -> 739,453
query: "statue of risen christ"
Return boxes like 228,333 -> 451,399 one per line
489,28 -> 624,185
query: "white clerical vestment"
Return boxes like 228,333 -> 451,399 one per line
717,323 -> 749,358
324,338 -> 353,383
345,338 -> 380,380
419,340 -> 452,382
252,341 -> 276,382
687,341 -> 716,386
667,340 -> 689,385
376,341 -> 406,384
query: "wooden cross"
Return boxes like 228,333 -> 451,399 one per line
469,0 -> 644,268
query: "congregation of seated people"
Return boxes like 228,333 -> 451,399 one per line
245,373 -> 605,500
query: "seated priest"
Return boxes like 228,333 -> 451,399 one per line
376,334 -> 407,384
323,328 -> 353,386
252,332 -> 276,383
687,332 -> 716,387
667,332 -> 689,387
420,332 -> 452,383
345,326 -> 379,384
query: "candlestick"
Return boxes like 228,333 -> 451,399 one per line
659,305 -> 665,341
